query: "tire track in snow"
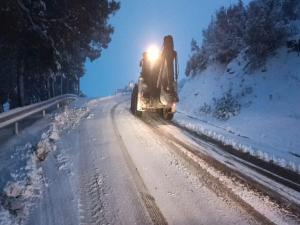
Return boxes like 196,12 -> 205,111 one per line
141,114 -> 300,224
151,115 -> 300,219
78,127 -> 112,225
173,117 -> 300,193
141,115 -> 279,225
110,103 -> 168,225
79,164 -> 109,225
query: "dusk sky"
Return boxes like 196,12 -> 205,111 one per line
81,0 -> 250,97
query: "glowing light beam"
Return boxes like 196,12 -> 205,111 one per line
147,45 -> 160,63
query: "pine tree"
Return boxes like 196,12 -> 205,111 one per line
186,0 -> 297,75
186,0 -> 246,76
0,0 -> 120,108
185,39 -> 209,76
245,0 -> 286,69
282,0 -> 300,20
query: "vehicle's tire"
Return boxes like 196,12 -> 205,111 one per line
165,112 -> 174,120
136,109 -> 142,117
162,108 -> 174,120
130,87 -> 136,113
157,108 -> 164,117
131,85 -> 142,117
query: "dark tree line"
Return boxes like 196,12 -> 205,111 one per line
186,0 -> 300,76
0,0 -> 120,111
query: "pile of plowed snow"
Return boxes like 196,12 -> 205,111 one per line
0,103 -> 90,225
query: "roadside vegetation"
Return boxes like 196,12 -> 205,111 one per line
186,0 -> 300,76
0,0 -> 120,111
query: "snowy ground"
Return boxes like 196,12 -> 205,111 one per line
0,95 -> 299,225
0,115 -> 52,225
178,48 -> 300,173
0,99 -> 90,225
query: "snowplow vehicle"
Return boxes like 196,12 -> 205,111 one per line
130,35 -> 179,120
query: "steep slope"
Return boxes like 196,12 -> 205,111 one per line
177,48 -> 300,172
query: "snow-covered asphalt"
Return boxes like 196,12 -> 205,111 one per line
8,96 -> 299,225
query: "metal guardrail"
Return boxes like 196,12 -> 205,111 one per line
0,94 -> 77,134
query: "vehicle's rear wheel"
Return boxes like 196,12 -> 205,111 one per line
157,108 -> 163,117
130,86 -> 136,113
131,85 -> 142,117
162,108 -> 174,120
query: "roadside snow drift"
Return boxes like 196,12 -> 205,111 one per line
0,102 -> 90,225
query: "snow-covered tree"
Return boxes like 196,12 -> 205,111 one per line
185,39 -> 208,76
0,0 -> 120,108
282,0 -> 300,20
186,0 -> 246,76
186,0 -> 300,76
200,0 -> 247,64
245,0 -> 287,69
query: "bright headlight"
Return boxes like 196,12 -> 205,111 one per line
147,45 -> 160,63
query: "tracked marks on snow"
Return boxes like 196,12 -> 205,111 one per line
110,103 -> 168,225
78,131 -> 113,225
172,117 -> 300,193
79,172 -> 109,225
142,115 -> 278,225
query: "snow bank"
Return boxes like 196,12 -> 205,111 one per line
36,106 -> 90,161
0,103 -> 90,225
0,144 -> 43,225
177,48 -> 300,172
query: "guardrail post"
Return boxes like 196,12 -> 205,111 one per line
42,110 -> 46,117
14,122 -> 19,135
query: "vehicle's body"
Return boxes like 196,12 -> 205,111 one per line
131,35 -> 179,120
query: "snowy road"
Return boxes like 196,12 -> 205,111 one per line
11,96 -> 299,225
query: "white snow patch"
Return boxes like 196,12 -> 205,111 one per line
0,145 -> 43,225
35,105 -> 90,162
172,142 -> 299,225
178,48 -> 300,172
0,103 -> 90,224
0,205 -> 14,225
86,113 -> 94,119
87,96 -> 115,108
3,182 -> 24,198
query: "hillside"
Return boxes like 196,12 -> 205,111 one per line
176,48 -> 300,172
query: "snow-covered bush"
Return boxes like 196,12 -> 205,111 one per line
199,103 -> 212,114
213,91 -> 241,120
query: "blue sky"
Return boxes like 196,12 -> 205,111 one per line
81,0 -> 250,97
